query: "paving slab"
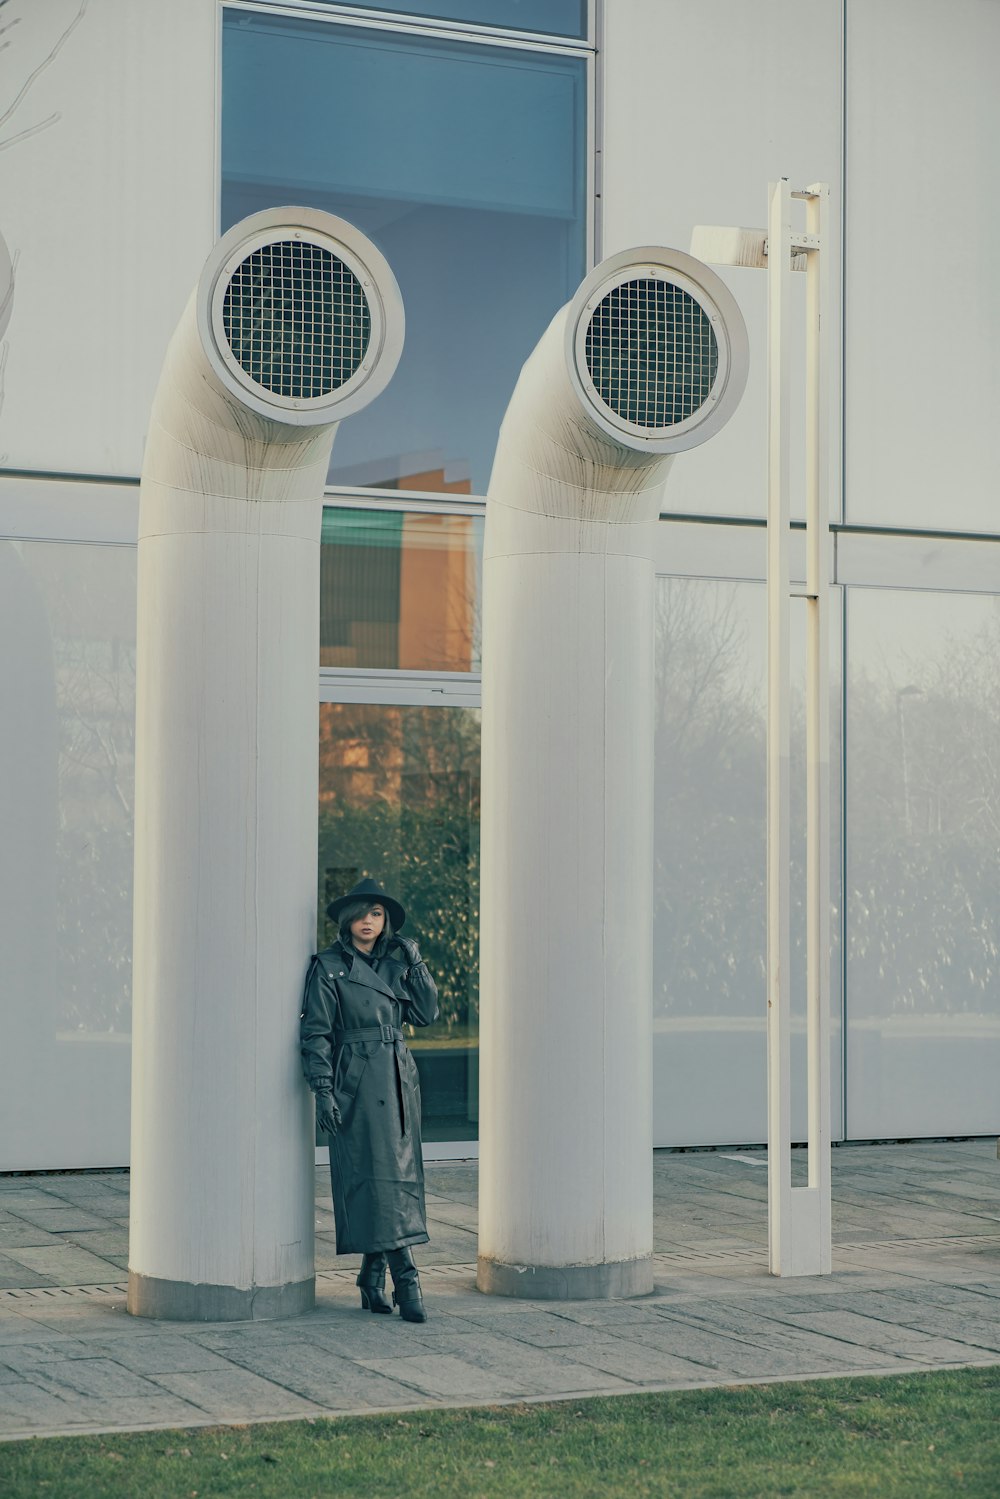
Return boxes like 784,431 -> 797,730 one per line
0,1315 -> 76,1347
353,1349 -> 505,1401
551,1336 -> 715,1384
0,1190 -> 73,1211
23,1357 -> 177,1405
80,1337 -> 242,1376
0,1381 -> 100,1429
0,1340 -> 99,1370
655,1301 -> 900,1368
0,1225 -> 64,1250
0,1207 -> 111,1234
200,1337 -> 441,1410
0,1140 -> 996,1440
447,1311 -> 612,1348
148,1367 -> 327,1421
2,1246 -> 125,1284
0,1257 -> 50,1290
775,1307 -> 997,1365
631,1313 -> 846,1381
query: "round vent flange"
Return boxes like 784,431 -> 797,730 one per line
565,247 -> 748,454
197,208 -> 404,427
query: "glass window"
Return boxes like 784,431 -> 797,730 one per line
652,576 -> 843,1148
846,588 -> 1000,1138
318,701 -> 481,1141
303,1 -> 587,40
321,507 -> 482,671
222,11 -> 588,495
0,540 -> 135,1170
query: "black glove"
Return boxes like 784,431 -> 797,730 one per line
394,935 -> 422,966
314,1089 -> 342,1136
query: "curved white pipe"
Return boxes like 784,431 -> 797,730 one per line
478,249 -> 747,1299
129,210 -> 403,1320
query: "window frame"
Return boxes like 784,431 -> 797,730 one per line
229,0 -> 595,48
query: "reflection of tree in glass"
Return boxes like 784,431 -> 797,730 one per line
318,702 -> 480,1036
0,0 -> 89,155
653,580 -> 766,1019
849,610 -> 1000,1018
46,562 -> 136,1037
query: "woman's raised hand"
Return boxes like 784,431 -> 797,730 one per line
394,935 -> 421,966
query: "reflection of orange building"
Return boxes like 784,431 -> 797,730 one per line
383,463 -> 472,498
318,701 -> 481,815
319,703 -> 404,807
398,515 -> 477,672
320,509 -> 480,673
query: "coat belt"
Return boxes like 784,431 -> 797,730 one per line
334,1024 -> 403,1046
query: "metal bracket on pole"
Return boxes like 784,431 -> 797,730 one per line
692,180 -> 832,1277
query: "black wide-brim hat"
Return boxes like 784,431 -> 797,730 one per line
326,876 -> 406,933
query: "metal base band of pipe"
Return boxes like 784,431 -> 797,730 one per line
127,1270 -> 315,1322
476,1255 -> 654,1301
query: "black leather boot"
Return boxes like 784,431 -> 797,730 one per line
387,1246 -> 427,1323
357,1252 -> 393,1314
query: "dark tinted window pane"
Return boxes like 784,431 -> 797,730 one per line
222,13 -> 588,495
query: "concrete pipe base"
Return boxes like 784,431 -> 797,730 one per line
127,1270 -> 315,1322
477,1255 -> 654,1301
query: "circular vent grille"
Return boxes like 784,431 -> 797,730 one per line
221,240 -> 371,401
584,279 -> 718,429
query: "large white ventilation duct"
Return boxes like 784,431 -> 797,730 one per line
129,208 -> 403,1320
478,248 -> 748,1298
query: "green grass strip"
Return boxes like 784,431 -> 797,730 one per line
1,1365 -> 998,1498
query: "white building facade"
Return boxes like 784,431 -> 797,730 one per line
1,0 -> 997,1171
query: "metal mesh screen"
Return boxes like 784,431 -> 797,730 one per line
585,279 -> 718,428
222,241 -> 371,399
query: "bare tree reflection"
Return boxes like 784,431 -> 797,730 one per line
26,546 -> 136,1038
849,607 -> 1000,1019
654,580 -> 766,1020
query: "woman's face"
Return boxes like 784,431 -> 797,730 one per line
350,904 -> 385,953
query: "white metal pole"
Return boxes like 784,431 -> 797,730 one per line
691,185 -> 832,1277
766,178 -> 794,1275
802,182 -> 832,1259
766,181 -> 832,1277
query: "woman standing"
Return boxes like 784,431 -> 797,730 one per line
300,877 -> 439,1322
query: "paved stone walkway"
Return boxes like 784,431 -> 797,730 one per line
0,1140 -> 998,1440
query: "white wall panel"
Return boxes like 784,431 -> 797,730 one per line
0,0 -> 217,477
601,0 -> 842,519
845,0 -> 1000,534
0,474 -> 138,544
0,538 -> 136,1170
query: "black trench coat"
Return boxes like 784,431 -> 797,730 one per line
299,938 -> 439,1255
